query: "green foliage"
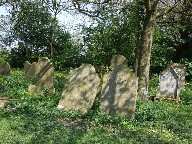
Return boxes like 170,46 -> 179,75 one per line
2,1 -> 81,70
0,70 -> 31,97
0,70 -> 192,143
54,70 -> 69,93
180,83 -> 192,104
5,1 -> 53,67
11,2 -> 53,48
154,2 -> 192,79
135,100 -> 171,121
149,74 -> 159,96
180,58 -> 192,81
135,100 -> 192,140
0,50 -> 10,62
82,2 -> 141,67
136,101 -> 156,121
151,27 -> 175,74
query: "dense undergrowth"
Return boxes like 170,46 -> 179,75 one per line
0,70 -> 192,143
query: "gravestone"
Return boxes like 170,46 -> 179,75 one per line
156,63 -> 186,99
0,61 -> 11,76
57,64 -> 101,114
24,61 -> 36,77
110,55 -> 127,68
100,65 -> 138,119
28,57 -> 55,95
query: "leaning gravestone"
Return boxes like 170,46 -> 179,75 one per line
156,63 -> 186,99
24,61 -> 36,77
0,61 -> 11,76
57,64 -> 101,114
110,55 -> 127,68
28,57 -> 55,95
100,65 -> 138,119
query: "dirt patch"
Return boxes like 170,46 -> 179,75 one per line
0,96 -> 21,108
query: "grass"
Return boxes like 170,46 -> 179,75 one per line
0,70 -> 192,143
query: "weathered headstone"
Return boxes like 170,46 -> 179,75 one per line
24,61 -> 36,77
0,61 -> 11,76
110,55 -> 127,68
156,63 -> 186,99
28,57 -> 55,95
100,65 -> 138,119
57,64 -> 101,114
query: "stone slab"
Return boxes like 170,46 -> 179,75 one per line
100,65 -> 138,119
57,64 -> 101,114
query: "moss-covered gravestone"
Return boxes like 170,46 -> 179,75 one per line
57,64 -> 101,114
28,57 -> 55,95
0,61 -> 11,76
100,65 -> 138,119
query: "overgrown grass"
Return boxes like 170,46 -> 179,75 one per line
0,70 -> 192,143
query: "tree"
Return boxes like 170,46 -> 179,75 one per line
81,1 -> 140,67
41,0 -> 66,58
136,0 -> 158,99
155,0 -> 192,80
72,0 -> 157,99
4,1 -> 54,67
72,0 -> 184,99
1,1 -> 80,69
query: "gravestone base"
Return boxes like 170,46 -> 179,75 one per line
154,96 -> 181,103
28,85 -> 44,95
28,85 -> 55,95
49,87 -> 55,94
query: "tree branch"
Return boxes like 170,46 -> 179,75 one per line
72,0 -> 106,20
156,0 -> 180,18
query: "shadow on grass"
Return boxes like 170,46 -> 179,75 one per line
0,107 -> 86,144
0,105 -> 192,143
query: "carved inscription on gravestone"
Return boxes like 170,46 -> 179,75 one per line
57,64 -> 101,114
100,65 -> 138,119
0,62 -> 11,76
28,57 -> 55,95
156,63 -> 186,99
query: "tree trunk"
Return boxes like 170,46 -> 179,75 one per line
133,0 -> 144,74
137,0 -> 158,99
